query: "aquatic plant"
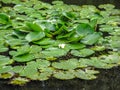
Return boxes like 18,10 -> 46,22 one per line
0,0 -> 120,85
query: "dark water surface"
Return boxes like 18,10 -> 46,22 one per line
1,67 -> 120,90
0,0 -> 120,90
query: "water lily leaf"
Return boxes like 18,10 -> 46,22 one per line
0,66 -> 13,74
99,53 -> 120,64
36,59 -> 50,69
0,45 -> 8,52
12,66 -> 24,73
0,55 -> 13,66
88,57 -> 115,69
6,39 -> 28,48
74,69 -> 99,80
76,23 -> 94,37
78,59 -> 89,68
37,72 -> 52,81
0,72 -> 14,79
66,43 -> 86,50
20,62 -> 38,78
12,45 -> 30,57
52,59 -> 78,70
91,46 -> 105,51
13,53 -> 35,62
25,31 -> 45,42
53,70 -> 75,80
81,32 -> 101,45
0,13 -> 11,24
10,77 -> 30,86
71,49 -> 95,57
30,45 -> 42,53
33,38 -> 55,45
26,22 -> 43,32
98,4 -> 115,10
41,48 -> 68,57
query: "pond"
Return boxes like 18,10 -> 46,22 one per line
1,67 -> 120,90
0,0 -> 120,90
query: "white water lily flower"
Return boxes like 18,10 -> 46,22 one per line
58,44 -> 66,48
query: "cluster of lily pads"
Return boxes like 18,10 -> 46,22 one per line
0,0 -> 120,85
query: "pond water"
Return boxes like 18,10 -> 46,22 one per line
0,0 -> 120,90
1,67 -> 120,90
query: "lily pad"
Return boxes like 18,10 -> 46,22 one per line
13,53 -> 35,62
76,23 -> 94,37
53,70 -> 75,80
0,55 -> 13,66
52,59 -> 78,70
25,31 -> 45,42
81,32 -> 101,45
10,77 -> 30,86
71,49 -> 95,57
74,69 -> 99,80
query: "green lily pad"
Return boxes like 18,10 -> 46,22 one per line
0,55 -> 13,66
52,59 -> 78,70
53,70 -> 75,80
74,69 -> 99,80
33,38 -> 55,45
0,13 -> 11,24
76,23 -> 94,37
25,31 -> 45,42
99,4 -> 115,10
36,59 -> 50,69
20,62 -> 38,78
91,46 -> 106,51
71,49 -> 95,57
26,22 -> 43,32
13,53 -> 35,62
81,32 -> 101,45
10,77 -> 30,86
0,45 -> 8,52
41,48 -> 68,58
0,66 -> 13,74
0,72 -> 14,79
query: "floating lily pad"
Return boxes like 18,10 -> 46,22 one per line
0,55 -> 13,66
74,69 -> 99,80
53,70 -> 75,80
76,23 -> 94,37
0,72 -> 14,79
13,53 -> 35,62
41,48 -> 68,58
0,66 -> 13,74
10,77 -> 30,86
81,32 -> 101,45
52,59 -> 78,70
71,49 -> 95,57
25,31 -> 45,42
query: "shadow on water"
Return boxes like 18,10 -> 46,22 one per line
1,67 -> 120,90
0,0 -> 120,90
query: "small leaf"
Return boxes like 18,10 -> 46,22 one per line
71,49 -> 95,57
10,77 -> 30,86
13,54 -> 35,62
26,22 -> 43,32
52,59 -> 78,70
25,32 -> 45,42
76,23 -> 94,37
53,70 -> 75,80
81,32 -> 101,45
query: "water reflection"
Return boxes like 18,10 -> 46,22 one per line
1,67 -> 120,90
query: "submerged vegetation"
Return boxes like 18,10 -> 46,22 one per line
0,0 -> 120,85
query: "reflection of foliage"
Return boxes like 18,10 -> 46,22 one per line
0,0 -> 120,85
